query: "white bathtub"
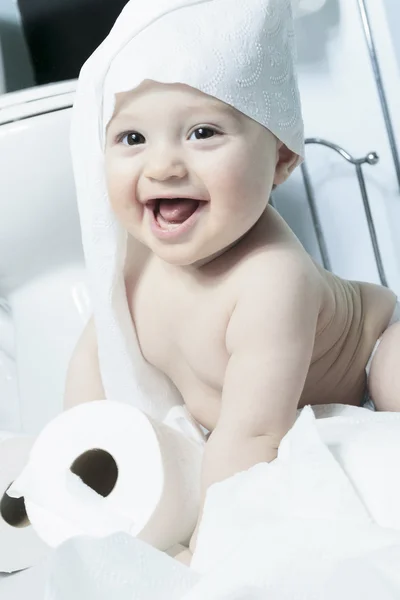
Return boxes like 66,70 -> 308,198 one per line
0,81 -> 90,436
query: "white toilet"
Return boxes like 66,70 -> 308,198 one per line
0,81 -> 91,435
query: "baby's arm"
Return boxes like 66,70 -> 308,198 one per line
189,255 -> 320,554
63,316 -> 106,410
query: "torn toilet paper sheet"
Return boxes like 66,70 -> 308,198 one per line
45,532 -> 199,600
45,532 -> 400,600
44,407 -> 400,598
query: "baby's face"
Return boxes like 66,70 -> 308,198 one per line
104,80 -> 295,267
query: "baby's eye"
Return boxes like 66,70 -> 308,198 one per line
119,131 -> 145,146
189,127 -> 220,141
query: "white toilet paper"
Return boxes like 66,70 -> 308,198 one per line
293,0 -> 327,17
42,408 -> 400,600
45,532 -> 199,600
0,432 -> 49,572
9,401 -> 204,551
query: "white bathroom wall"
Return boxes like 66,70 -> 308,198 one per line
275,0 -> 400,295
384,0 -> 400,74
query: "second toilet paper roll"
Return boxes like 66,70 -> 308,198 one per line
0,432 -> 49,572
8,401 -> 204,551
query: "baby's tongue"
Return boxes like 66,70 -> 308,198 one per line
158,198 -> 199,224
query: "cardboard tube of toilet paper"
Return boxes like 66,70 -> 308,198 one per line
8,401 -> 204,551
0,431 -> 49,572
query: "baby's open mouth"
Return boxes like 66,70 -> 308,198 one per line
154,198 -> 201,231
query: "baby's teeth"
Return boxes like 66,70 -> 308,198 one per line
157,213 -> 181,230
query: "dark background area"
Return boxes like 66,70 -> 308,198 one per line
17,0 -> 130,85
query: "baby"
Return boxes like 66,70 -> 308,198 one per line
65,0 -> 400,564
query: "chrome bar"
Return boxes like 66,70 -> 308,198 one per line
355,163 -> 388,287
302,138 -> 387,286
305,138 -> 379,166
300,161 -> 332,271
357,0 -> 400,191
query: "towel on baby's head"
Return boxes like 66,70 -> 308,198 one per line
70,0 -> 305,420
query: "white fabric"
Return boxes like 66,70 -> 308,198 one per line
70,0 -> 304,421
44,406 -> 400,599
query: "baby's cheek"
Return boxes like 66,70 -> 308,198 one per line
212,159 -> 248,195
105,164 -> 136,212
106,180 -> 125,215
104,161 -> 120,203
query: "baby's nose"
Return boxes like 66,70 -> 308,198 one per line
144,148 -> 188,181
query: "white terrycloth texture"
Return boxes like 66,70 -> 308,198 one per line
45,407 -> 400,599
70,0 -> 304,421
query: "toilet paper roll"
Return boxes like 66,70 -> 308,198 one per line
8,401 -> 204,551
0,432 -> 49,572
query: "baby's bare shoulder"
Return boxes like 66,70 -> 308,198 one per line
226,214 -> 322,361
232,207 -> 320,291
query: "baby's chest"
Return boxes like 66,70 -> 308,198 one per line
131,276 -> 232,389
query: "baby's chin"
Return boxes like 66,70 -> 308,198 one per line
151,248 -> 215,268
149,241 -> 238,269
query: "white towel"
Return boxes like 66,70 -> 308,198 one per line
69,0 -> 304,421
